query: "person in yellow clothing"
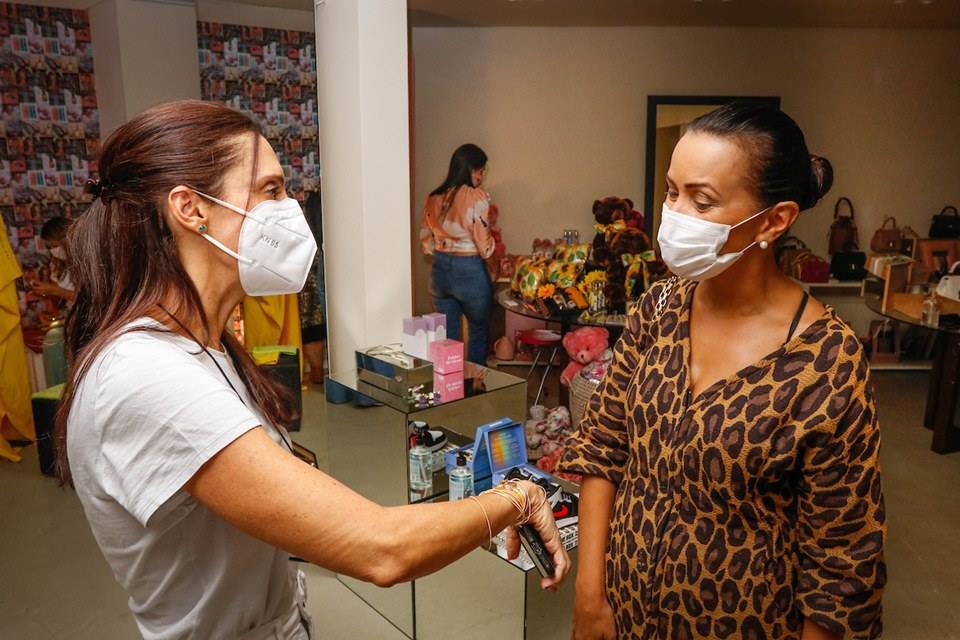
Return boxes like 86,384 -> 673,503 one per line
0,215 -> 35,462
242,293 -> 303,376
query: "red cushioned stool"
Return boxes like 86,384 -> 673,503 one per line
517,329 -> 562,406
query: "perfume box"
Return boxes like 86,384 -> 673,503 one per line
429,338 -> 464,374
434,369 -> 465,403
423,312 -> 448,344
402,317 -> 429,360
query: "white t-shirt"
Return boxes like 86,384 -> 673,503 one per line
67,321 -> 304,640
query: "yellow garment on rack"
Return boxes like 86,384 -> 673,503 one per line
241,294 -> 303,378
0,216 -> 34,463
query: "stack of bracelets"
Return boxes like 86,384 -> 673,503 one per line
468,479 -> 547,550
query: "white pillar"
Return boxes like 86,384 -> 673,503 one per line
314,0 -> 412,375
89,0 -> 201,138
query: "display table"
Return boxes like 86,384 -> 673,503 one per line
864,292 -> 960,454
326,364 -> 578,638
496,287 -> 626,335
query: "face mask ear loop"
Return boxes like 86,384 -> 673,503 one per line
722,206 -> 771,257
200,231 -> 255,265
730,205 -> 773,231
192,188 -> 248,217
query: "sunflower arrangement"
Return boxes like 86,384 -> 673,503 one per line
537,284 -> 557,300
578,270 -> 607,295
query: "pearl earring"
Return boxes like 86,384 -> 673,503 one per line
759,240 -> 769,250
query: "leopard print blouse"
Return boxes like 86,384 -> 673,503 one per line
560,278 -> 886,640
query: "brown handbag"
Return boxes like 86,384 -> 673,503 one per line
776,236 -> 810,276
792,252 -> 831,283
870,217 -> 902,254
829,197 -> 859,256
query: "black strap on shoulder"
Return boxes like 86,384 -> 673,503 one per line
787,292 -> 810,343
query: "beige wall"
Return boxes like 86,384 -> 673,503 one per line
411,26 -> 960,313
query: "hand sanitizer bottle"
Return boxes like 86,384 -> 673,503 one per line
409,430 -> 433,501
448,452 -> 473,501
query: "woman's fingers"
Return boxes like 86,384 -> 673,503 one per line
540,544 -> 570,591
504,525 -> 521,560
530,495 -> 570,590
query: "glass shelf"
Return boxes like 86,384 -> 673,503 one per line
329,361 -> 526,413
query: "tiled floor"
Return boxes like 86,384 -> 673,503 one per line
1,371 -> 958,639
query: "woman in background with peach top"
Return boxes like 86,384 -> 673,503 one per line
420,143 -> 496,365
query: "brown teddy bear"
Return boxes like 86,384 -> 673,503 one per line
604,227 -> 653,309
589,197 -> 652,310
591,197 -> 645,266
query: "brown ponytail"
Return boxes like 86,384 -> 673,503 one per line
55,100 -> 294,486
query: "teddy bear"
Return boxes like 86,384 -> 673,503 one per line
524,416 -> 547,460
591,197 -> 645,265
535,406 -> 573,475
578,348 -> 614,383
604,226 -> 654,310
560,326 -> 610,386
487,204 -> 506,276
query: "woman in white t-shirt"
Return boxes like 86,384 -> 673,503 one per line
55,100 -> 569,640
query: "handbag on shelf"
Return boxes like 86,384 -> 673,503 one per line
929,205 -> 960,239
776,236 -> 810,277
828,197 -> 859,256
870,217 -> 902,254
830,242 -> 868,281
900,225 -> 920,256
793,252 -> 831,283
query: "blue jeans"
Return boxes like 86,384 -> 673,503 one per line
431,253 -> 493,365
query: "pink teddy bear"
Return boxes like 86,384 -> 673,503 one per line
560,327 -> 610,386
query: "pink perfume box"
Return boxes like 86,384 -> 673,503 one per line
429,338 -> 464,374
434,370 -> 465,403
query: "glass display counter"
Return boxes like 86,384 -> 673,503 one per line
326,363 -> 578,638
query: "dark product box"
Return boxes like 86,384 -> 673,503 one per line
356,345 -> 433,398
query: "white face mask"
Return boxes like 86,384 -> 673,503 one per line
657,203 -> 770,281
193,190 -> 317,297
49,245 -> 66,260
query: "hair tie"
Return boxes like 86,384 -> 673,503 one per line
85,178 -> 112,202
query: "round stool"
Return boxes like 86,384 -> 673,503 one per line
517,329 -> 562,406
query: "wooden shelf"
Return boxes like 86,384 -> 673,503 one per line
870,360 -> 932,371
488,358 -> 562,368
791,278 -> 864,291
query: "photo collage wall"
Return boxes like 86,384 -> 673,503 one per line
0,2 -> 99,328
197,21 -> 319,200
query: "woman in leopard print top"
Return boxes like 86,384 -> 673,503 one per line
562,103 -> 885,640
